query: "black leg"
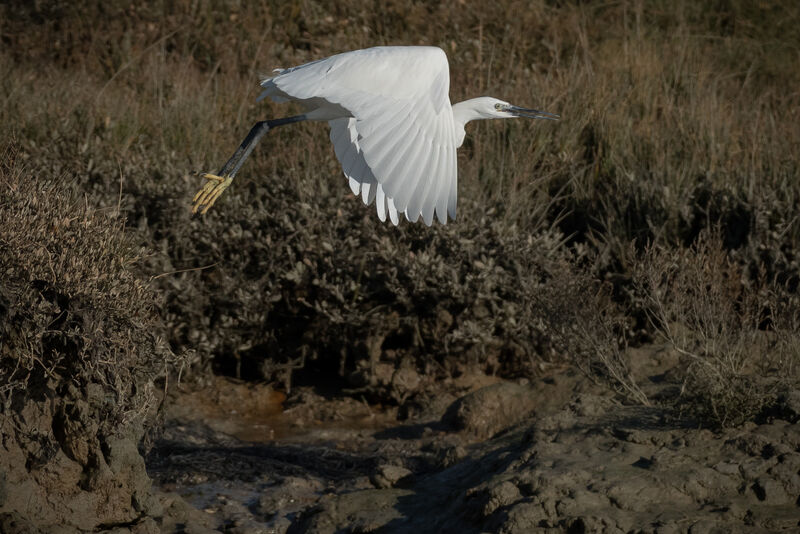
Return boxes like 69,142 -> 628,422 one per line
221,115 -> 308,178
218,121 -> 270,178
192,115 -> 305,214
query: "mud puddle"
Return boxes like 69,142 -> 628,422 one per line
163,375 -> 401,444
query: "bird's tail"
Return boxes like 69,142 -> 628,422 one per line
256,69 -> 288,103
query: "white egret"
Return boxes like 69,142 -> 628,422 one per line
192,46 -> 558,225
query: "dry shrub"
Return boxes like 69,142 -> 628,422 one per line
137,179 -> 568,402
534,235 -> 800,428
0,146 -> 173,433
532,258 -> 649,406
633,233 -> 800,427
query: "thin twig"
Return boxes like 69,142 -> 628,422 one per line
150,262 -> 218,281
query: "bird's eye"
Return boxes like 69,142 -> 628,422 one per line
494,103 -> 504,110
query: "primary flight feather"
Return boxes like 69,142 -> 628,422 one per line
192,46 -> 558,225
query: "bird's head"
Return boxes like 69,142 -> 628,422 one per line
451,96 -> 559,148
472,97 -> 560,121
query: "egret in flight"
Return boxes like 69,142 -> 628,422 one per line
192,46 -> 558,225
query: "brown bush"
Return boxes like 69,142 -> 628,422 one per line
632,233 -> 800,427
137,180 -> 568,401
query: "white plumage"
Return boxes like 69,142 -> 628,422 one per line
192,46 -> 559,224
259,47 -> 456,225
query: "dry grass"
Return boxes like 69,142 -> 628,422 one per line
1,1 -> 799,425
532,232 -> 800,427
633,233 -> 800,427
4,2 -> 797,233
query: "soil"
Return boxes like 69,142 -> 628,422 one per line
0,386 -> 162,534
145,348 -> 800,533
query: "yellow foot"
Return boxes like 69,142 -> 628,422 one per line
192,173 -> 233,214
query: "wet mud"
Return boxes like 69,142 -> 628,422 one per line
147,351 -> 800,533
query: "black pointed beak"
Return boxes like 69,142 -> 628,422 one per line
507,105 -> 560,120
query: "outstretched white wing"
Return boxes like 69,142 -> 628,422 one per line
259,46 -> 458,225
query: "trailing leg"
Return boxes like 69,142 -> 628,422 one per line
192,115 -> 304,214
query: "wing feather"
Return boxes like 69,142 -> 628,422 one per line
421,131 -> 451,225
387,196 -> 399,225
367,122 -> 427,210
435,115 -> 457,223
357,95 -> 435,204
405,108 -> 444,220
447,138 -> 458,219
361,180 -> 372,204
348,176 -> 360,195
360,115 -> 421,184
330,119 -> 363,196
376,182 -> 387,222
420,159 -> 439,225
406,142 -> 439,222
388,128 -> 433,211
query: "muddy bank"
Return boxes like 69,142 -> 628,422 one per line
148,360 -> 800,533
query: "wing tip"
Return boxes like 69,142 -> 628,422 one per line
435,204 -> 451,225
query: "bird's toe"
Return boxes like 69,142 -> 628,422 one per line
192,173 -> 233,214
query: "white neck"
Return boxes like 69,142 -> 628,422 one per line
451,98 -> 494,148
